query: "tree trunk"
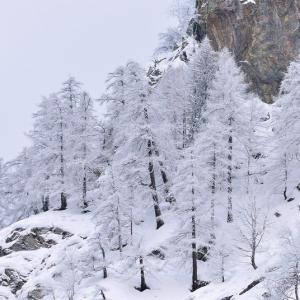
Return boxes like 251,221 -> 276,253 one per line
144,107 -> 164,230
210,143 -> 216,241
183,110 -> 187,149
191,158 -> 199,292
191,202 -> 199,291
246,153 -> 251,195
100,244 -> 108,279
283,153 -> 288,201
139,256 -> 149,292
109,164 -> 123,255
82,107 -> 88,209
42,195 -> 49,212
82,165 -> 87,208
130,208 -> 133,246
116,205 -> 123,255
153,141 -> 176,204
60,192 -> 67,210
221,256 -> 225,282
148,144 -> 164,229
295,263 -> 299,300
227,120 -> 233,223
100,290 -> 106,300
251,250 -> 257,270
59,115 -> 67,210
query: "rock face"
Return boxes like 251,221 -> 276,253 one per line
0,227 -> 73,257
195,0 -> 300,103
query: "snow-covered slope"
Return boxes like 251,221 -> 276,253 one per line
0,188 -> 299,300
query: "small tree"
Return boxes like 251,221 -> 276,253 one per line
207,232 -> 232,283
237,199 -> 268,270
269,230 -> 300,300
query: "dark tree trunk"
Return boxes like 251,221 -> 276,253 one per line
153,141 -> 176,204
82,107 -> 88,209
283,153 -> 288,201
144,107 -> 164,230
130,208 -> 133,245
251,252 -> 257,270
221,256 -> 225,283
191,166 -> 199,292
191,209 -> 199,292
60,192 -> 67,210
100,290 -> 106,300
42,195 -> 49,212
238,277 -> 265,295
82,165 -> 87,208
100,245 -> 108,279
227,120 -> 233,223
210,143 -> 216,241
116,205 -> 123,255
138,256 -> 149,292
295,263 -> 299,300
183,110 -> 187,149
59,115 -> 67,210
148,146 -> 164,229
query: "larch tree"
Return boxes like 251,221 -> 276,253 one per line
29,93 -> 69,210
206,48 -> 250,223
173,147 -> 210,292
272,56 -> 300,201
71,92 -> 100,209
103,61 -> 167,230
186,37 -> 217,142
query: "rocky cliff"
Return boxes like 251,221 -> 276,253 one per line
195,0 -> 300,103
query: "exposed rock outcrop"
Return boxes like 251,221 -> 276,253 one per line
195,0 -> 300,103
0,268 -> 26,294
27,286 -> 45,300
0,227 -> 73,257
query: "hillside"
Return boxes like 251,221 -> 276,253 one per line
0,0 -> 300,300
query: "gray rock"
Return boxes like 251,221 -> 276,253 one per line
0,226 -> 73,257
0,268 -> 26,294
9,233 -> 54,252
27,286 -> 44,300
196,0 -> 300,103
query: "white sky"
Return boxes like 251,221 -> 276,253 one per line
0,0 -> 174,161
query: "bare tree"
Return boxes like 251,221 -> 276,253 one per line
268,231 -> 300,300
237,199 -> 268,270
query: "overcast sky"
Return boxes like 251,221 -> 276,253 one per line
0,0 -> 174,161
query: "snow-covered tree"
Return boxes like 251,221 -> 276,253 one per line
206,48 -> 250,223
271,56 -> 300,201
70,92 -> 100,209
186,37 -> 217,141
268,230 -> 300,300
173,148 -> 210,291
29,93 -> 69,210
101,61 -> 169,230
156,0 -> 195,55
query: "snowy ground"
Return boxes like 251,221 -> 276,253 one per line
0,190 -> 299,299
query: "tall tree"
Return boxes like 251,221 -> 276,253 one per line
272,55 -> 300,201
206,48 -> 250,223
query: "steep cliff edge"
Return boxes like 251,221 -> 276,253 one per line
195,0 -> 300,103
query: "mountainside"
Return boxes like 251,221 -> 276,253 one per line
1,1 -> 300,300
195,0 -> 300,103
